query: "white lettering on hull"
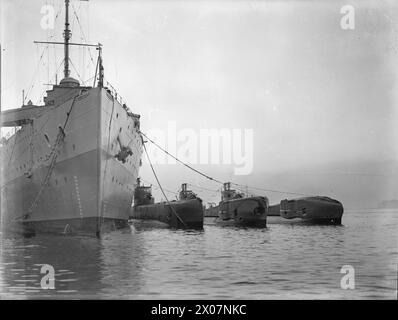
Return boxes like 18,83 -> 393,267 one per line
73,175 -> 83,218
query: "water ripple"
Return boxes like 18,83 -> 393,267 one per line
0,209 -> 397,299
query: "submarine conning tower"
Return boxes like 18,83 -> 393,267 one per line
221,182 -> 243,201
179,183 -> 198,200
134,178 -> 155,206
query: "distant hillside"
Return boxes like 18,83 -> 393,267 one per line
140,159 -> 397,210
378,200 -> 398,209
245,159 -> 398,210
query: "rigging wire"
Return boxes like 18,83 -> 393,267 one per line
69,58 -> 84,83
20,95 -> 80,221
72,3 -> 96,67
25,1 -> 63,102
3,102 -> 99,169
140,178 -> 179,196
142,142 -> 187,228
81,75 -> 95,86
25,45 -> 49,101
35,59 -> 64,105
140,131 -> 316,198
230,183 -> 314,197
140,131 -> 224,185
26,0 -> 93,104
186,183 -> 220,194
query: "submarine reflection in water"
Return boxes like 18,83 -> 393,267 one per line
130,180 -> 204,229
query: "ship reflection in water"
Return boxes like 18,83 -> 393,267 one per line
0,209 -> 397,299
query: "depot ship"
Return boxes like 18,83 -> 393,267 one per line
0,0 -> 143,236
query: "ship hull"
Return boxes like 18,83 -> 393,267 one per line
4,217 -> 128,237
1,87 -> 142,236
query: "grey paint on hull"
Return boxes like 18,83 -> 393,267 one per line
1,87 -> 143,236
131,199 -> 204,229
218,197 -> 268,227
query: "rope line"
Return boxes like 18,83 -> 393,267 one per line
72,4 -> 96,67
140,131 -> 316,198
36,58 -> 64,105
140,178 -> 179,196
140,131 -> 223,184
99,97 -> 115,235
229,183 -> 314,197
186,183 -> 220,194
69,58 -> 84,83
142,143 -> 187,228
1,101 -> 99,168
16,94 -> 80,221
24,0 -> 63,104
25,45 -> 49,100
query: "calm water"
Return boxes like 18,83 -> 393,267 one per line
0,209 -> 397,299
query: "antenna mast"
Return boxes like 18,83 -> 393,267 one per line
63,0 -> 71,78
0,43 -> 2,115
34,0 -> 101,86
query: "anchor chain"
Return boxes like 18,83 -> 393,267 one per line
17,95 -> 79,221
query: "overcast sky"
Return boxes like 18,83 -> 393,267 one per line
1,0 -> 397,206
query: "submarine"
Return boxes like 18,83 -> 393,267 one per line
214,183 -> 268,227
279,196 -> 343,225
130,180 -> 204,229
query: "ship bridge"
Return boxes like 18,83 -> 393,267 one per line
0,104 -> 46,127
0,76 -> 87,128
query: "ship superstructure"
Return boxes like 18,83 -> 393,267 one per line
0,0 -> 143,236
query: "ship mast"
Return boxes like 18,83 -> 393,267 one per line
0,43 -> 2,115
63,0 -> 71,79
33,0 -> 102,87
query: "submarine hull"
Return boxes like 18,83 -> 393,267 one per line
280,197 -> 343,225
217,197 -> 267,227
130,198 -> 204,229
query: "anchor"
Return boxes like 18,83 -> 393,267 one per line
115,135 -> 133,163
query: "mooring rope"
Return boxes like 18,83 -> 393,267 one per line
16,94 -> 80,221
140,131 -> 224,184
140,131 -> 315,198
142,142 -> 188,228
